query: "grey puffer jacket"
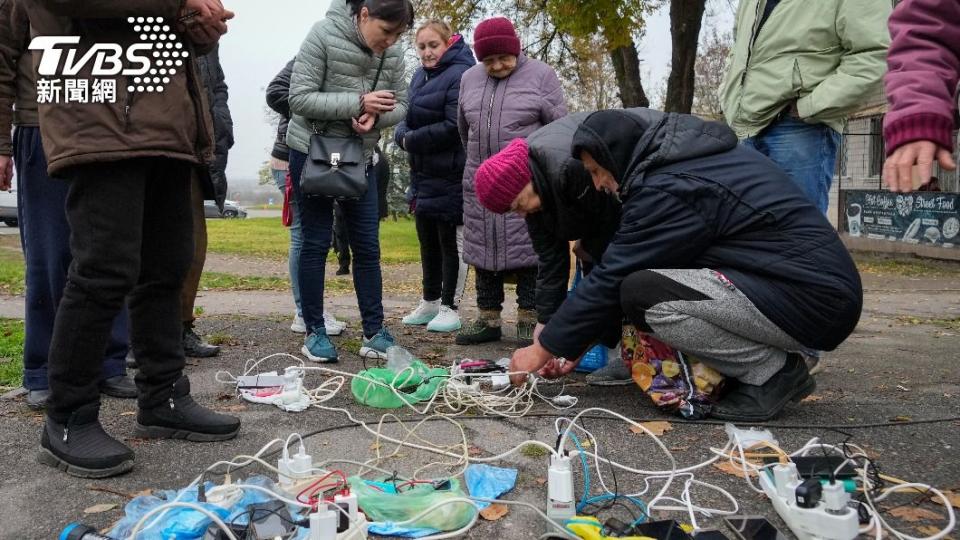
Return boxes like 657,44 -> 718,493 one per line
458,54 -> 567,271
286,0 -> 408,158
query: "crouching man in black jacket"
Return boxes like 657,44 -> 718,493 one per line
473,108 -> 863,421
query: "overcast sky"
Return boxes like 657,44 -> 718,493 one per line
219,0 -> 734,185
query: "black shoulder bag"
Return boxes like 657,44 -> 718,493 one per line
301,53 -> 386,199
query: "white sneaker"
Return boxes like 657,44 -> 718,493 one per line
324,311 -> 347,336
290,313 -> 306,334
426,305 -> 461,332
402,299 -> 440,326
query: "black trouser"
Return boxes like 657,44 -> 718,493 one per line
415,214 -> 459,307
619,270 -> 709,332
475,266 -> 537,312
47,158 -> 194,422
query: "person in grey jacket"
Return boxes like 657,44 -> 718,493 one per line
456,16 -> 567,346
286,0 -> 412,363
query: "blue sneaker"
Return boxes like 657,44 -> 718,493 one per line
301,332 -> 338,363
359,327 -> 394,361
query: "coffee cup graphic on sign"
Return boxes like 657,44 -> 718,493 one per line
846,203 -> 863,237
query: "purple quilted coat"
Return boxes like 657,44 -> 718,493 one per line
457,54 -> 567,271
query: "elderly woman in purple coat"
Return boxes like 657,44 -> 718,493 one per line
456,16 -> 567,345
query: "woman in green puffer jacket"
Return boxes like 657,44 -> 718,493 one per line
286,0 -> 412,363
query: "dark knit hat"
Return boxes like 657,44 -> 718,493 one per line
473,17 -> 521,61
475,138 -> 532,214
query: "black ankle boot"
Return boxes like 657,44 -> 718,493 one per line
38,403 -> 134,478
136,376 -> 240,441
711,353 -> 816,422
183,323 -> 220,358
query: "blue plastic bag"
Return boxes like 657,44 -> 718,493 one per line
464,464 -> 518,509
368,522 -> 442,537
569,261 -> 609,373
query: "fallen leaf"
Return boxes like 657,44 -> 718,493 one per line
132,489 -> 153,498
890,415 -> 912,422
216,393 -> 234,401
84,503 -> 118,514
712,461 -> 758,478
479,503 -> 509,521
629,421 -> 673,436
119,411 -> 136,416
888,506 -> 944,523
219,404 -> 247,412
580,439 -> 593,450
369,442 -> 381,451
932,490 -> 960,509
670,446 -> 690,452
468,446 -> 483,457
801,395 -> 823,403
534,477 -> 547,486
916,525 -> 945,537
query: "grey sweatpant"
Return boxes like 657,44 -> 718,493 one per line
633,268 -> 804,386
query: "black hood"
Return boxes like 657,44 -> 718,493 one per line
571,108 -> 738,195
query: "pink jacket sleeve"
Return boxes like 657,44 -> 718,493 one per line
883,0 -> 960,154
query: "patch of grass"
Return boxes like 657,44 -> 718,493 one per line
896,315 -> 960,331
0,249 -> 25,295
207,332 -> 237,346
339,337 -> 362,354
520,443 -> 549,458
200,272 -> 290,291
854,254 -> 960,278
0,318 -> 25,388
206,217 -> 419,264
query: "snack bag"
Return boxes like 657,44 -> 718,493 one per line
621,326 -> 726,419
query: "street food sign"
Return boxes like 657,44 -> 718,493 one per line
841,190 -> 960,248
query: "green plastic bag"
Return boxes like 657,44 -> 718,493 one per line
348,476 -> 475,531
351,361 -> 448,409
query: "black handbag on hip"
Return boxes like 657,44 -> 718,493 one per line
300,54 -> 386,200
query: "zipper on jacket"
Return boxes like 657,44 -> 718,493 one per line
123,76 -> 137,131
736,0 -> 765,124
485,78 -> 499,158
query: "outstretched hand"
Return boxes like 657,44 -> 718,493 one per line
883,140 -> 957,192
510,341 -> 578,386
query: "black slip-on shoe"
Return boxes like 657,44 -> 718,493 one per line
38,403 -> 134,478
100,374 -> 137,399
711,353 -> 816,422
136,376 -> 240,442
183,325 -> 221,358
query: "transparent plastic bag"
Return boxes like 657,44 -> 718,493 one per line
351,361 -> 448,409
348,476 -> 475,531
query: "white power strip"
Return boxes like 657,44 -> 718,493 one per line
759,462 -> 859,540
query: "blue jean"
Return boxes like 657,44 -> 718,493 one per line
13,126 -> 128,391
273,168 -> 302,315
742,116 -> 841,214
289,149 -> 384,337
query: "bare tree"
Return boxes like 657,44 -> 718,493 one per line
664,0 -> 707,113
691,27 -> 731,119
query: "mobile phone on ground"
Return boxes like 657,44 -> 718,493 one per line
723,516 -> 788,540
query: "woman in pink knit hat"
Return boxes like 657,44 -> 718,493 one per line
455,16 -> 567,346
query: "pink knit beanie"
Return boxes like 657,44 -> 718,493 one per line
475,138 -> 532,214
473,17 -> 521,61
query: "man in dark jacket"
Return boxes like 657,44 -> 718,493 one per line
474,109 -> 863,421
27,0 -> 241,478
0,0 -> 136,409
177,44 -> 233,358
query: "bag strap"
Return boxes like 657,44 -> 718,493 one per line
313,53 -> 387,135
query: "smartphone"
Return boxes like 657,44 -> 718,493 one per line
632,519 -> 694,540
723,516 -> 788,540
762,456 -> 857,479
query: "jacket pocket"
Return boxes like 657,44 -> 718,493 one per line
791,59 -> 804,97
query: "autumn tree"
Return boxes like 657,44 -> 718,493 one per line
663,0 -> 706,113
691,27 -> 731,119
419,0 -> 658,109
